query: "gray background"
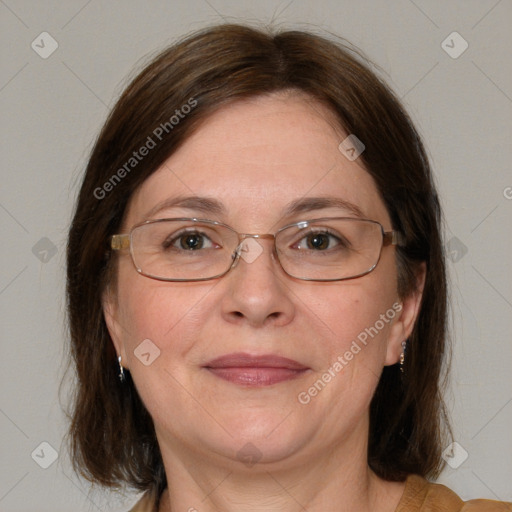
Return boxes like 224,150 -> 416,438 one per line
1,1 -> 511,510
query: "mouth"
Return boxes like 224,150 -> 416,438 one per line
203,353 -> 310,387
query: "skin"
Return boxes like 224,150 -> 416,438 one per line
104,92 -> 425,512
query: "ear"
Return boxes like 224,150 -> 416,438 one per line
384,262 -> 426,366
102,287 -> 130,369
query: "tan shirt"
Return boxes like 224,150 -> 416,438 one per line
129,474 -> 512,511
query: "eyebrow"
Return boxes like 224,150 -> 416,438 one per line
144,195 -> 226,219
283,196 -> 365,219
143,194 -> 365,221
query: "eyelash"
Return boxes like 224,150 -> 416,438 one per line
162,228 -> 349,252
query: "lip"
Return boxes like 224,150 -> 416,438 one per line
203,353 -> 310,387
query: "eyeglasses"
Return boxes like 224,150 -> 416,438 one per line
110,217 -> 404,282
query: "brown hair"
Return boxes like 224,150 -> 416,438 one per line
66,23 -> 450,498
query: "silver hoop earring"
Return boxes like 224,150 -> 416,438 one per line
118,356 -> 126,382
399,340 -> 407,373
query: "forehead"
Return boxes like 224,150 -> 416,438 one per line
125,92 -> 391,230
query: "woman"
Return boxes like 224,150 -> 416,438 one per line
66,24 -> 511,511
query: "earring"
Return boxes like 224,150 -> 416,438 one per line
399,340 -> 407,373
118,355 -> 126,382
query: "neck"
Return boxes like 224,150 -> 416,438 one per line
156,427 -> 404,512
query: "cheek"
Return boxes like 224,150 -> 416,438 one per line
294,283 -> 399,429
299,258 -> 399,380
307,275 -> 397,353
115,264 -> 217,369
114,272 -> 219,427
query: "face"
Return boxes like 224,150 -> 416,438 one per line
104,92 -> 422,470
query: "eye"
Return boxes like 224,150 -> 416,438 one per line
163,230 -> 218,251
293,229 -> 348,251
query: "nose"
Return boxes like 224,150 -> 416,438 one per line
220,236 -> 296,328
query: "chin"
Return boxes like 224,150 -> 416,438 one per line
192,411 -> 311,467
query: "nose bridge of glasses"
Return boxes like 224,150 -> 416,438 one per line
238,233 -> 275,241
234,232 -> 276,256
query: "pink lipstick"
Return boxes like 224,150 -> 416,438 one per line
204,353 -> 309,387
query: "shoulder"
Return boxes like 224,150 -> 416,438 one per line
461,500 -> 512,511
396,474 -> 512,511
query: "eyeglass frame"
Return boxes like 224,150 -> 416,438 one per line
110,216 -> 405,282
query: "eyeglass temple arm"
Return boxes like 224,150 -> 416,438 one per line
111,234 -> 130,251
383,231 -> 405,247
